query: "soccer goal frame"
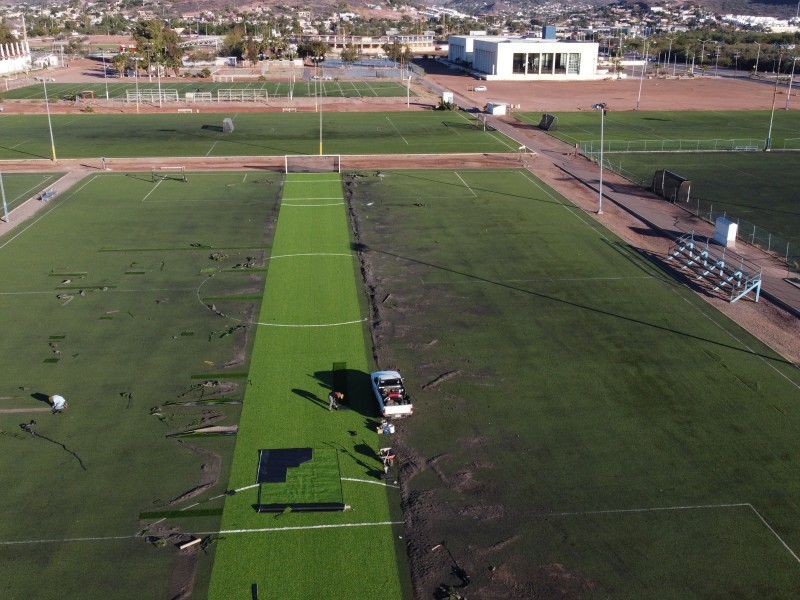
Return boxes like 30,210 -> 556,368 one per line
284,155 -> 341,174
152,166 -> 187,182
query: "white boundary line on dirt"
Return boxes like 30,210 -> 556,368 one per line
341,477 -> 400,489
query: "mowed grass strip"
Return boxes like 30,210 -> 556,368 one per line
0,111 -> 514,160
208,174 -> 406,599
348,168 -> 800,596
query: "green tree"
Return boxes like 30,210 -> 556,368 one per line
244,37 -> 262,66
340,43 -> 358,64
0,22 -> 17,44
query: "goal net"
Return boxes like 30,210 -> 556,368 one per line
284,155 -> 341,174
652,169 -> 690,203
152,166 -> 187,182
538,113 -> 558,131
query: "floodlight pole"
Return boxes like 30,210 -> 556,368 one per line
591,103 -> 606,215
102,51 -> 109,100
754,42 -> 761,76
42,78 -> 57,162
765,71 -> 780,151
317,55 -> 323,155
636,40 -> 648,110
0,171 -> 9,223
786,57 -> 798,110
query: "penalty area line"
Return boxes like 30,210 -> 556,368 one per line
341,477 -> 400,489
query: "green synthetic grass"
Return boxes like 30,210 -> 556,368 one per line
0,172 -> 60,212
348,168 -> 800,598
4,79 -> 412,100
0,111 -> 516,159
518,109 -> 800,149
208,173 -> 408,599
259,449 -> 343,505
606,152 -> 800,246
0,171 -> 280,599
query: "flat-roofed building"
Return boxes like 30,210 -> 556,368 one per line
448,34 -> 600,80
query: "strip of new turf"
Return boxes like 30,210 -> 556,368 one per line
207,174 -> 407,599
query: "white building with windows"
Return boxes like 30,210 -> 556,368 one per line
448,35 -> 600,81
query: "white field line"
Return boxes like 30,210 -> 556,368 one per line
141,179 -> 163,202
269,253 -> 352,260
543,501 -> 800,566
420,276 -> 656,285
10,173 -> 57,203
255,318 -> 366,328
454,172 -> 477,197
242,173 -> 248,183
0,288 -> 196,296
341,477 -> 400,489
9,139 -> 31,150
205,140 -> 219,156
386,116 -> 409,145
0,175 -> 98,251
202,521 -> 403,536
363,81 -> 378,96
0,534 -> 139,546
282,196 -> 343,201
670,285 -> 800,390
281,202 -> 344,207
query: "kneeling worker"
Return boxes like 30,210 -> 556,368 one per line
49,394 -> 68,414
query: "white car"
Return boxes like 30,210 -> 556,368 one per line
474,85 -> 487,92
371,371 -> 414,418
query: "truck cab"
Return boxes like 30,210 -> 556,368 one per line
371,370 -> 413,418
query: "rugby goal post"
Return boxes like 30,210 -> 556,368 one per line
152,166 -> 187,182
284,155 -> 341,174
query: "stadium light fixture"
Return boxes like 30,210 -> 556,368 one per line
591,102 -> 607,215
42,78 -> 57,162
786,57 -> 798,110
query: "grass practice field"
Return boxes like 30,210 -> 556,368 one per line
0,111 -> 516,160
518,109 -> 800,263
349,168 -> 800,597
520,110 -> 800,150
4,80 -> 412,100
208,173 -> 408,599
0,172 -> 60,213
0,171 -> 280,599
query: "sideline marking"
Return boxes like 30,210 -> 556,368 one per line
455,172 -> 477,197
269,252 -> 352,260
281,202 -> 345,207
203,521 -> 404,536
255,318 -> 366,328
341,477 -> 400,489
141,179 -> 163,203
386,116 -> 409,145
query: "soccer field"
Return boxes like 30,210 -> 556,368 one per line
0,171 -> 279,599
349,168 -> 800,597
0,172 -> 60,213
3,80 -> 412,100
0,111 -> 516,159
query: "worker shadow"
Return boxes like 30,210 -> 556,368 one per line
291,388 -> 326,410
311,368 -> 377,420
31,392 -> 51,406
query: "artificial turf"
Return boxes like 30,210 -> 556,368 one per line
207,174 -> 408,599
0,172 -> 60,213
3,79 -> 412,100
0,111 -> 516,160
0,171 -> 280,599
348,167 -> 800,597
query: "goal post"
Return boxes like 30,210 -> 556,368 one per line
653,169 -> 690,203
152,166 -> 187,182
284,155 -> 341,174
538,113 -> 558,131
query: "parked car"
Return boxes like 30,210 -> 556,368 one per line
474,85 -> 487,92
371,371 -> 413,418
